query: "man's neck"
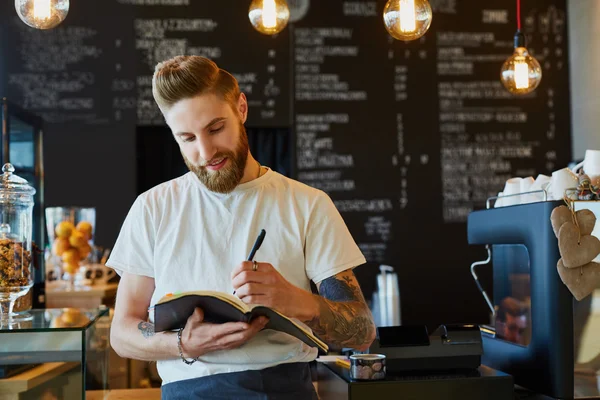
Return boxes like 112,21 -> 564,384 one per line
239,154 -> 261,184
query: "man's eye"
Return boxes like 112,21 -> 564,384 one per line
183,136 -> 195,143
209,126 -> 224,135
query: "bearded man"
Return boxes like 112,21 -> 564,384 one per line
107,55 -> 375,399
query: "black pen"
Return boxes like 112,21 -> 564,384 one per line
247,229 -> 266,261
233,229 -> 266,295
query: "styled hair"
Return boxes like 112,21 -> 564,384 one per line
497,297 -> 528,321
152,56 -> 240,112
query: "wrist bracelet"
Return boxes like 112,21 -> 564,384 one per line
177,327 -> 198,365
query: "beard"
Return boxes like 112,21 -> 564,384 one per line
183,123 -> 249,194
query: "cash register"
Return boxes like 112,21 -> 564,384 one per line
317,324 -> 514,400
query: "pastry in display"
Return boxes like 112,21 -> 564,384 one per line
0,238 -> 31,288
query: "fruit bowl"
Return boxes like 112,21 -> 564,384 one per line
45,207 -> 96,289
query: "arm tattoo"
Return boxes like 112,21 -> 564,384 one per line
138,321 -> 155,338
306,272 -> 375,350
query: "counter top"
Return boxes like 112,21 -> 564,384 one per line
87,389 -> 161,400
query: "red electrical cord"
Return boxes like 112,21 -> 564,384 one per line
517,0 -> 521,30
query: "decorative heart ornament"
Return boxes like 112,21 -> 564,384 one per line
557,259 -> 600,301
551,206 -> 596,238
558,222 -> 600,268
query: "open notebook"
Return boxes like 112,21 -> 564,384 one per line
153,290 -> 328,355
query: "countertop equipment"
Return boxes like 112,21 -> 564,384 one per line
369,324 -> 484,373
468,199 -> 575,399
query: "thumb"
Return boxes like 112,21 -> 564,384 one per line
192,307 -> 204,323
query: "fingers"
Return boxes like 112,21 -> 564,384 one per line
249,315 -> 270,330
217,317 -> 269,349
231,261 -> 253,280
234,282 -> 269,299
213,321 -> 251,335
232,272 -> 274,291
231,261 -> 274,280
188,307 -> 204,324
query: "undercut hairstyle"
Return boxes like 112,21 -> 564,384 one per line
152,55 -> 240,113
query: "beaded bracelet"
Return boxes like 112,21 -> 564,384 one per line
177,327 -> 199,365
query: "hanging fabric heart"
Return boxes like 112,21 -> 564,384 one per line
557,259 -> 600,301
551,205 -> 596,238
558,222 -> 600,268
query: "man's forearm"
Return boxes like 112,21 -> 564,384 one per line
111,317 -> 179,361
302,271 -> 376,351
305,295 -> 376,351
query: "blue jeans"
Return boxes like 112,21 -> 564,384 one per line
161,362 -> 318,400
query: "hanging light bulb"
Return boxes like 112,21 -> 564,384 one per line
383,0 -> 432,41
249,0 -> 290,35
15,0 -> 69,30
500,0 -> 542,95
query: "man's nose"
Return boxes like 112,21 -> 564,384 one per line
196,138 -> 217,163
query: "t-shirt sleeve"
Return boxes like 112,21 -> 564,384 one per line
105,195 -> 155,278
305,192 -> 366,284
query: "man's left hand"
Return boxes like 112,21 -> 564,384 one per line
231,261 -> 318,322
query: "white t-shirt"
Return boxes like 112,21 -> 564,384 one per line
106,168 -> 366,384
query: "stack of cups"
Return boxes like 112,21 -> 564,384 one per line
495,174 -> 553,207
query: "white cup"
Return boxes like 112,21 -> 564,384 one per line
502,177 -> 523,206
548,168 -> 579,200
529,174 -> 551,202
572,150 -> 600,186
495,192 -> 504,208
519,176 -> 535,203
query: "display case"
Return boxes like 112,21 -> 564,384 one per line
1,98 -> 45,310
0,307 -> 109,399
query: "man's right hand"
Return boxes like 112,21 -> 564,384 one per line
179,307 -> 269,358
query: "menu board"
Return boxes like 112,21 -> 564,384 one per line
1,1 -> 137,125
119,0 -> 290,127
1,0 -> 290,128
293,0 -> 571,324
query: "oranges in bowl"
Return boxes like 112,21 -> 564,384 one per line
52,220 -> 93,274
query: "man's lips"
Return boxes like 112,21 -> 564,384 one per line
205,157 -> 227,171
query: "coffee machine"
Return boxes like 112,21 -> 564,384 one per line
467,198 -> 575,399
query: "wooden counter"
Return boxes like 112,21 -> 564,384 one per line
0,362 -> 79,400
46,283 -> 118,309
86,388 -> 161,400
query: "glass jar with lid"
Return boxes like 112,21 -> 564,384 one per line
0,163 -> 36,327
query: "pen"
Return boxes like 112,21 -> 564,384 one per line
233,229 -> 266,295
246,229 -> 266,262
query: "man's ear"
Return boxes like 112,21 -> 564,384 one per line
237,93 -> 248,123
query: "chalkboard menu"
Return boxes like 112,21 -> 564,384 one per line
293,0 -> 571,325
118,0 -> 290,127
2,1 -> 136,125
1,0 -> 290,128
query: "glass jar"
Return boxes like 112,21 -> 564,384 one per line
45,206 -> 96,289
0,163 -> 36,327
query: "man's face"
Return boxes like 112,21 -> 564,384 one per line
165,93 -> 249,194
501,313 -> 528,344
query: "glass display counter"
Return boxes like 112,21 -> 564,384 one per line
0,307 -> 109,399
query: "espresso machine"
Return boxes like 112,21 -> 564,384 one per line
467,198 -> 576,399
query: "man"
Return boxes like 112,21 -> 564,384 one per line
107,55 -> 376,399
495,297 -> 529,345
